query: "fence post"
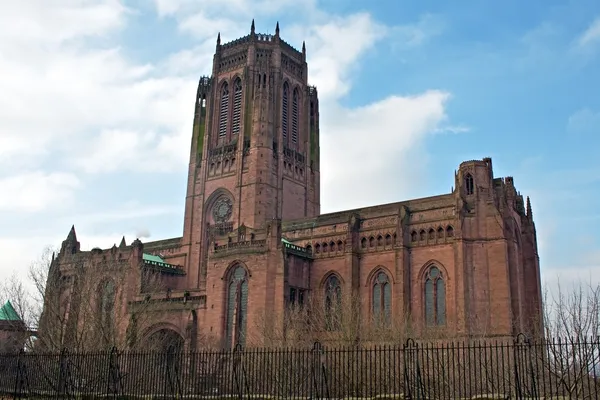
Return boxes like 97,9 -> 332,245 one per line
106,346 -> 123,397
13,349 -> 28,399
310,341 -> 329,399
513,333 -> 536,400
232,342 -> 249,399
403,338 -> 424,400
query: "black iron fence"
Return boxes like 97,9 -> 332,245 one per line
1,335 -> 600,399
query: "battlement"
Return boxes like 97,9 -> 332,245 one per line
218,19 -> 303,61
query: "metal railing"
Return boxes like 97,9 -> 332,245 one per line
1,335 -> 599,399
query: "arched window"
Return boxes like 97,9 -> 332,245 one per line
225,266 -> 248,348
99,281 -> 115,343
282,82 -> 289,142
411,231 -> 418,242
324,275 -> 342,331
232,78 -> 243,135
465,173 -> 474,195
219,82 -> 229,137
361,237 -> 367,248
372,271 -> 391,325
424,266 -> 446,326
437,227 -> 444,239
292,88 -> 299,144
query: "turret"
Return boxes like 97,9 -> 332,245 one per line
60,225 -> 80,255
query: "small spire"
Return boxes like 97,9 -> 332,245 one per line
302,40 -> 306,54
526,196 -> 533,219
51,252 -> 55,262
217,32 -> 221,46
251,19 -> 255,34
66,225 -> 77,242
119,236 -> 127,248
275,21 -> 280,36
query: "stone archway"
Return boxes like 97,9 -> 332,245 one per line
140,328 -> 185,353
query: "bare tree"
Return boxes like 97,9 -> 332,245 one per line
534,276 -> 600,398
15,244 -> 167,353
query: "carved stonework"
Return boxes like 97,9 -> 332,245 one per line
212,197 -> 233,223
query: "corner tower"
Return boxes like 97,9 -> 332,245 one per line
181,21 -> 321,288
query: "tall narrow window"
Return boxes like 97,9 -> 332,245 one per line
99,281 -> 115,343
226,266 -> 248,348
219,83 -> 229,137
465,173 -> 474,195
324,275 -> 342,331
232,78 -> 242,135
282,82 -> 289,142
424,266 -> 446,326
372,271 -> 391,325
291,88 -> 299,144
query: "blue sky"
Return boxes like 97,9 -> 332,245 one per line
0,0 -> 599,291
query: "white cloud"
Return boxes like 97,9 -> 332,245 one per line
576,17 -> 600,48
289,13 -> 388,100
320,92 -> 451,212
154,0 -> 319,20
0,172 -> 80,213
0,0 -> 129,47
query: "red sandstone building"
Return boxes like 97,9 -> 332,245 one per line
38,22 -> 542,351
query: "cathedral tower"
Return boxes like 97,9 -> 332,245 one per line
181,21 -> 321,288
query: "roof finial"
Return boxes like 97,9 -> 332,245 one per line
251,19 -> 255,34
526,196 -> 533,219
217,32 -> 221,46
302,40 -> 306,56
275,21 -> 280,36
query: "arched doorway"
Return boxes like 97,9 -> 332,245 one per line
141,328 -> 185,353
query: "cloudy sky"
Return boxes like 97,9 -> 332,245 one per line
0,0 -> 599,289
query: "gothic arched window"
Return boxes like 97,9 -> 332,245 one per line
291,88 -> 299,144
324,275 -> 342,331
232,78 -> 243,135
372,271 -> 391,325
225,266 -> 248,348
424,266 -> 446,326
99,281 -> 115,342
465,173 -> 474,195
282,82 -> 289,143
219,82 -> 229,137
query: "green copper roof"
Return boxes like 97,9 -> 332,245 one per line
142,253 -> 185,275
142,253 -> 165,264
0,301 -> 21,321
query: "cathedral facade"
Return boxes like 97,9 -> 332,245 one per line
39,22 -> 542,352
